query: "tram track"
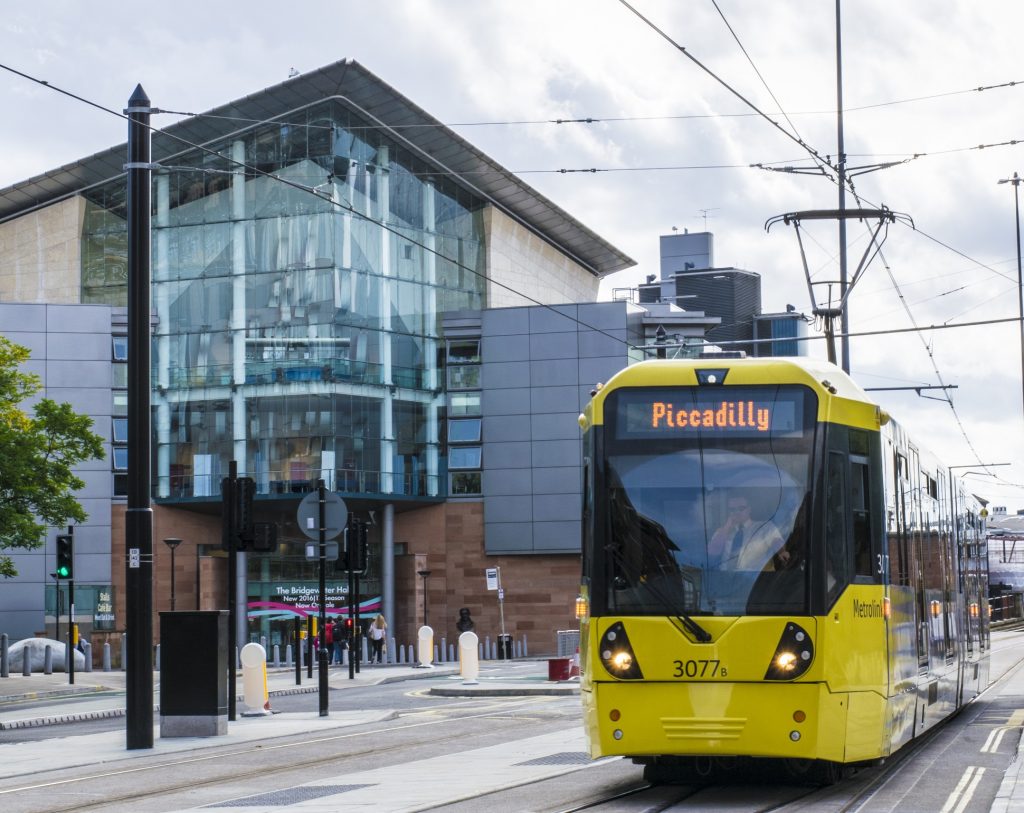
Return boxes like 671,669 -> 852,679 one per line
0,699 -> 561,813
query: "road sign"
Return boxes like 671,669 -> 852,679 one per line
297,491 -> 347,541
306,541 -> 339,561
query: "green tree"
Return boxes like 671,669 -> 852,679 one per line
0,336 -> 104,577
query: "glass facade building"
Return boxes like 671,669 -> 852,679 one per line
81,99 -> 488,502
0,59 -> 636,649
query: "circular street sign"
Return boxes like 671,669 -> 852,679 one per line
296,490 -> 347,541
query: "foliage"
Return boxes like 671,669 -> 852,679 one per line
0,336 -> 104,577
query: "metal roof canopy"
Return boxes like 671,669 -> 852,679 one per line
0,59 -> 634,277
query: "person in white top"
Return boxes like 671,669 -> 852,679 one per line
709,495 -> 789,571
369,613 -> 387,663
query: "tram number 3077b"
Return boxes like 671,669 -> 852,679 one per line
672,659 -> 727,678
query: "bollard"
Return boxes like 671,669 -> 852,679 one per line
398,644 -> 407,664
23,647 -> 32,676
484,636 -> 491,660
388,636 -> 396,664
84,641 -> 93,672
121,635 -> 127,671
273,643 -> 281,668
1,633 -> 7,678
440,637 -> 447,663
523,635 -> 528,657
103,642 -> 112,672
416,626 -> 434,668
155,643 -> 161,672
239,643 -> 270,716
44,645 -> 53,675
459,632 -> 480,685
285,643 -> 293,668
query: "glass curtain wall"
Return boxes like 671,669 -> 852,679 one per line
80,99 -> 487,500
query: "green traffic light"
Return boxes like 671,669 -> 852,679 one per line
56,565 -> 70,578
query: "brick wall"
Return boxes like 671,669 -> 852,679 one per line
394,502 -> 581,655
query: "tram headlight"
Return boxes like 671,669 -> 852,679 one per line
764,622 -> 814,681
599,621 -> 644,680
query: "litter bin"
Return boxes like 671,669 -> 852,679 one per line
159,611 -> 228,737
548,657 -> 572,681
497,633 -> 513,660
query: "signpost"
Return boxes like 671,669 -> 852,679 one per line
485,567 -> 507,652
297,486 -> 345,716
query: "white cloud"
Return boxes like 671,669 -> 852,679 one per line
2,0 -> 1024,504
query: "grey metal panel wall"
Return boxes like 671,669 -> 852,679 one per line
481,301 -> 629,555
675,270 -> 761,354
0,303 -> 114,641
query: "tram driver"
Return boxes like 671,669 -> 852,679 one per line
709,494 -> 791,572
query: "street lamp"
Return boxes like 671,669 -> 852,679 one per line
997,172 -> 1024,418
163,538 -> 182,612
417,570 -> 431,627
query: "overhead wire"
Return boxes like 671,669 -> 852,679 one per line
613,0 -> 835,176
0,61 -> 656,356
607,0 -> 1021,475
153,79 -> 1022,133
2,58 -> 1022,439
708,0 -> 807,147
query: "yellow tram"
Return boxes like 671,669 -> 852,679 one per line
578,357 -> 989,782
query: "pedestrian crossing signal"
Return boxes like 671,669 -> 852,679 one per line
56,534 -> 73,579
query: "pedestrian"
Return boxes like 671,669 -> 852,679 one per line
331,618 -> 344,665
323,617 -> 334,663
369,613 -> 387,663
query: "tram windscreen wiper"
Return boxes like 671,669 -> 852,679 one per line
605,494 -> 712,642
606,543 -> 712,642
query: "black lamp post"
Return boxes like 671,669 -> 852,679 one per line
998,172 -> 1024,418
417,570 -> 431,627
163,538 -> 182,611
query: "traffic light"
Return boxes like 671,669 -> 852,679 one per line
250,521 -> 277,553
237,477 -> 255,547
335,519 -> 368,574
220,476 -> 256,551
56,534 -> 73,579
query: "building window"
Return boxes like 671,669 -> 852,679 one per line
449,446 -> 481,470
112,336 -> 128,361
447,340 -> 480,364
447,364 -> 480,390
449,392 -> 481,416
112,447 -> 128,470
113,392 -> 127,416
112,418 -> 128,443
448,418 -> 481,443
450,471 -> 482,495
113,474 -> 128,497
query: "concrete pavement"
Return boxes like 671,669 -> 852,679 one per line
0,657 -> 579,731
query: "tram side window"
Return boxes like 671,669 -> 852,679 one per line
826,452 -> 850,604
851,457 -> 873,577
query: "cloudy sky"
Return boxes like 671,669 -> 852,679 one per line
3,1 -> 1024,509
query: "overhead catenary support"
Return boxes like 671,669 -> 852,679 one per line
835,0 -> 849,373
125,84 -> 155,751
766,207 -> 913,366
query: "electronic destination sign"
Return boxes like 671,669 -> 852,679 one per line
611,386 -> 812,440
